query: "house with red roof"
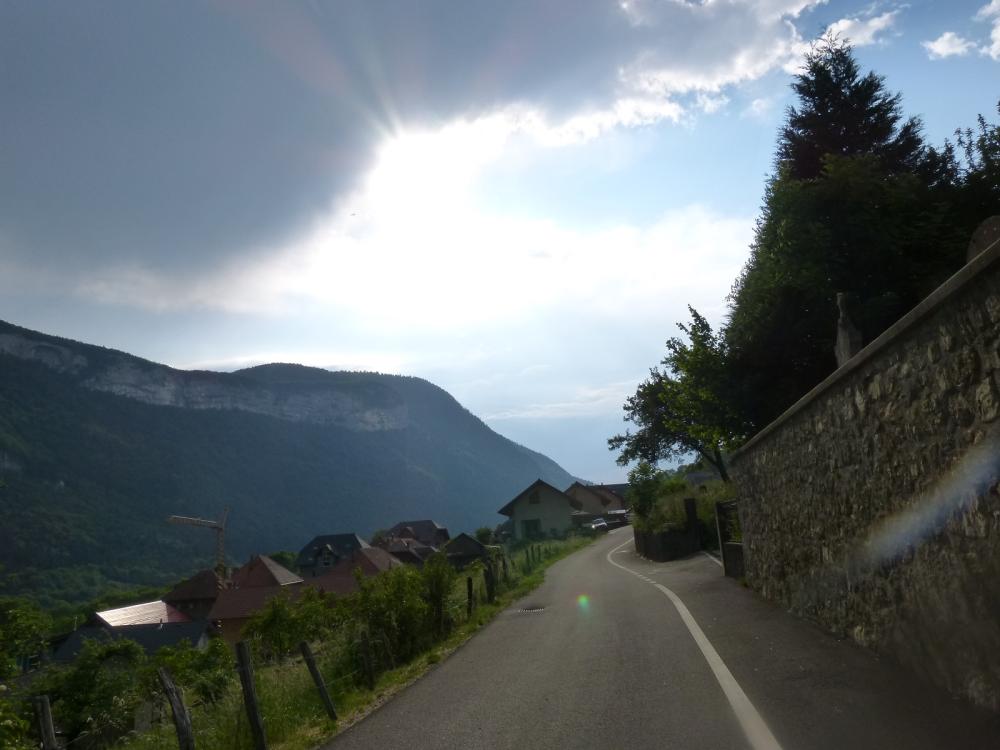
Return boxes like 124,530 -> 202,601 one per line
163,568 -> 224,620
209,555 -> 304,643
309,546 -> 402,596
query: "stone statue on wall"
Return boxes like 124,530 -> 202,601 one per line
967,216 -> 1000,262
834,292 -> 863,368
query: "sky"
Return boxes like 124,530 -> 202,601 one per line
1,1 -> 998,482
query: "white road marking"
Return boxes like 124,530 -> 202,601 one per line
607,538 -> 784,750
702,551 -> 724,568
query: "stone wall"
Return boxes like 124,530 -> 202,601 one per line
730,236 -> 1000,710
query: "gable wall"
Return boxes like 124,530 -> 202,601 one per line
510,484 -> 574,540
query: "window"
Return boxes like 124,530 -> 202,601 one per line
522,519 -> 542,538
528,490 -> 540,504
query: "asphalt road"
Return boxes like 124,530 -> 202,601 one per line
326,529 -> 1000,749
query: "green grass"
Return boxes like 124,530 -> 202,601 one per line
120,536 -> 592,750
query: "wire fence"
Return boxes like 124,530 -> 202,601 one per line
15,539 -> 585,749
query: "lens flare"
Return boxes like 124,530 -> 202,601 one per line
577,594 -> 590,611
862,431 -> 1000,567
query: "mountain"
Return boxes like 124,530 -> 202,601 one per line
0,319 -> 575,608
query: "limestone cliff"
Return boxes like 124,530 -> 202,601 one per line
0,325 -> 407,431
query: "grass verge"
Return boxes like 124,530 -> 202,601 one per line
120,535 -> 593,750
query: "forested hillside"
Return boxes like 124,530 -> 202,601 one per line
0,321 -> 574,608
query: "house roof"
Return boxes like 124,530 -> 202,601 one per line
96,600 -> 191,627
387,520 -> 450,546
445,533 -> 488,558
231,555 -> 303,588
565,482 -> 628,513
308,547 -> 403,596
297,533 -> 370,568
387,548 -> 427,566
163,569 -> 223,603
381,536 -> 436,557
498,478 -> 573,516
207,583 -> 304,621
599,483 -> 630,498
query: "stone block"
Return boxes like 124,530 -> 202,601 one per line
975,378 -> 999,422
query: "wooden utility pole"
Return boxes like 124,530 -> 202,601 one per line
33,695 -> 57,750
157,667 -> 196,750
235,641 -> 267,750
360,631 -> 375,690
299,642 -> 337,721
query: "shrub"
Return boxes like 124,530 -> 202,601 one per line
474,526 -> 493,544
242,587 -> 334,662
420,552 -> 456,637
353,566 -> 429,669
36,638 -> 147,748
152,637 -> 233,704
0,597 -> 50,679
0,686 -> 32,750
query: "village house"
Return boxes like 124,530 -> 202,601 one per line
309,546 -> 402,596
53,598 -> 211,662
162,568 -> 224,620
444,532 -> 491,569
386,519 -> 450,548
498,479 -> 577,540
208,555 -> 304,643
297,533 -> 370,578
52,620 -> 211,663
375,534 -> 437,566
564,482 -> 627,515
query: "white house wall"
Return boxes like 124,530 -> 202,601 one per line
510,484 -> 574,540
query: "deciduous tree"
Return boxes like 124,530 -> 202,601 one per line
610,308 -> 742,481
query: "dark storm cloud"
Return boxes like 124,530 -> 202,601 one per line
0,1 -> 815,275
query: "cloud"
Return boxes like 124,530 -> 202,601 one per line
978,0 -> 1000,60
826,10 -> 900,47
742,96 -> 778,119
696,92 -> 730,114
485,381 -> 640,420
1,0 -> 823,278
71,145 -> 753,331
922,31 -> 977,59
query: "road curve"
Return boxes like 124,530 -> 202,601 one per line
325,529 -> 1000,749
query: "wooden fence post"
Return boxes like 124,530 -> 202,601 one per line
360,631 -> 375,690
235,641 -> 268,750
157,667 -> 195,750
466,576 -> 473,618
299,642 -> 337,721
484,562 -> 496,603
33,695 -> 57,750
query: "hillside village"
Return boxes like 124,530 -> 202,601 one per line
45,480 -> 631,662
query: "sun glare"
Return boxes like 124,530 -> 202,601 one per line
365,118 -> 511,220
